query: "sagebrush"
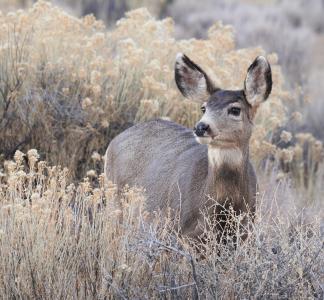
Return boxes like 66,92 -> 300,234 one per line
0,1 -> 309,180
0,152 -> 322,298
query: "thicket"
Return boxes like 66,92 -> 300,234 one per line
0,1 -> 321,181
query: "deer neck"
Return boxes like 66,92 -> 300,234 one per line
204,145 -> 249,206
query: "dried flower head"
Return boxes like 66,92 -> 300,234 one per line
91,152 -> 101,162
291,111 -> 303,123
86,169 -> 97,178
14,150 -> 25,164
295,133 -> 315,145
91,85 -> 101,97
27,149 -> 40,161
280,130 -> 292,143
278,148 -> 294,164
276,171 -> 286,181
82,97 -> 92,109
4,161 -> 17,173
101,119 -> 110,128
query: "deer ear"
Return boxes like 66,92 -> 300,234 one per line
244,56 -> 272,107
175,53 -> 218,103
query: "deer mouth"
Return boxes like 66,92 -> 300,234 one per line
194,133 -> 212,144
194,132 -> 237,147
194,131 -> 214,145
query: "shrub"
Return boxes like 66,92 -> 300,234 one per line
0,153 -> 322,298
0,1 -> 292,180
56,0 -> 168,25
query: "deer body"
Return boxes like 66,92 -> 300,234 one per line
105,118 -> 257,236
105,54 -> 272,238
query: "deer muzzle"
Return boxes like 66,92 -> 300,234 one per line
194,122 -> 210,137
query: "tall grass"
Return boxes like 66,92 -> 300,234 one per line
0,152 -> 322,298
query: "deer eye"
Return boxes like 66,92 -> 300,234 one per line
228,107 -> 241,116
201,106 -> 206,114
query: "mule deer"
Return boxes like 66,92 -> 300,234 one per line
104,54 -> 272,238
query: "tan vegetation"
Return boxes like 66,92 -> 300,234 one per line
0,1 -> 321,182
0,152 -> 323,298
0,1 -> 323,298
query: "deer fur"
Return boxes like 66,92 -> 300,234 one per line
104,54 -> 272,238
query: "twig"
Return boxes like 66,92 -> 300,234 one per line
189,253 -> 200,300
158,282 -> 196,292
153,240 -> 200,299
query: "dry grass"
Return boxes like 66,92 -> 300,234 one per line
0,2 -> 323,298
0,152 -> 322,298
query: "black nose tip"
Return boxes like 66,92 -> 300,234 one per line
194,122 -> 209,137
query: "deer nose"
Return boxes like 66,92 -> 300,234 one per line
194,122 -> 209,137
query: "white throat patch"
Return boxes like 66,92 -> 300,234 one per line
208,147 -> 243,168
